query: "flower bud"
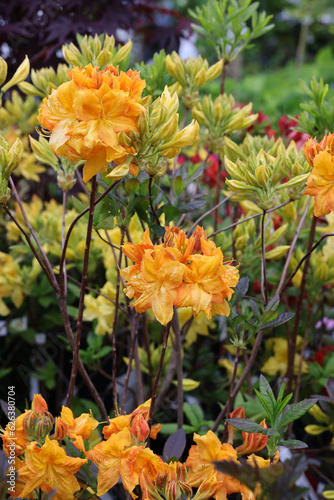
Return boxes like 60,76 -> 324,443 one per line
1,56 -> 30,93
54,417 -> 68,440
206,59 -> 224,81
315,261 -> 328,282
97,49 -> 113,68
31,394 -> 49,419
112,39 -> 132,66
22,411 -> 36,437
227,406 -> 245,444
237,419 -> 268,456
159,120 -> 199,150
35,413 -> 54,440
57,170 -> 76,191
265,245 -> 290,260
0,57 -> 8,86
282,202 -> 297,221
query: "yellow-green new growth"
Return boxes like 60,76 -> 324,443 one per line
0,135 -> 24,203
192,95 -> 257,155
166,52 -> 223,108
62,34 -> 132,70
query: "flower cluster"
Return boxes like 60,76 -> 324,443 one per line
1,394 -> 97,499
303,133 -> 334,216
38,63 -> 146,182
121,226 -> 239,325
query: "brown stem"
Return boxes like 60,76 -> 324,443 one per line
57,295 -> 108,421
211,330 -> 264,432
208,200 -> 292,239
213,158 -> 223,242
111,227 -> 125,414
142,313 -> 154,394
172,308 -> 183,429
220,63 -> 228,94
61,190 -> 68,296
148,321 -> 172,428
222,346 -> 241,441
2,204 -> 55,288
294,305 -> 313,403
281,231 -> 334,295
121,313 -> 141,413
66,176 -> 97,408
8,180 -> 59,292
133,318 -> 144,406
148,176 -> 160,226
242,349 -> 253,396
276,198 -> 311,297
260,210 -> 268,306
286,216 -> 317,395
59,179 -> 121,291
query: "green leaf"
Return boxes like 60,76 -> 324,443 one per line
225,418 -> 266,434
183,402 -> 201,428
277,440 -> 308,449
259,374 -> 276,415
233,277 -> 249,303
260,312 -> 294,331
276,399 -> 317,429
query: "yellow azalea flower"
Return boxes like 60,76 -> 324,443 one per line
261,336 -> 309,377
38,64 -> 146,182
121,226 -> 239,325
303,134 -> 334,216
83,281 -> 116,335
186,431 -> 243,499
58,406 -> 99,451
102,399 -> 160,442
17,436 -> 87,500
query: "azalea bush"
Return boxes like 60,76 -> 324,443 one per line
0,1 -> 334,499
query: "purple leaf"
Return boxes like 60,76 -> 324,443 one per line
163,427 -> 186,461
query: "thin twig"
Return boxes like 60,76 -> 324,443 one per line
59,179 -> 121,290
148,321 -> 172,428
148,176 -> 160,226
111,227 -> 125,414
57,294 -> 108,421
260,210 -> 268,306
61,190 -> 68,296
286,216 -> 317,395
66,176 -> 97,408
294,305 -> 313,405
187,193 -> 235,237
208,199 -> 292,238
275,198 -> 311,297
211,330 -> 264,432
281,231 -> 334,295
2,204 -> 54,288
172,308 -> 183,429
222,346 -> 241,441
213,158 -> 223,241
121,313 -> 141,413
9,178 -> 59,291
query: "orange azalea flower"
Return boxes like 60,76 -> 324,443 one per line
86,427 -> 161,497
58,406 -> 99,451
17,436 -> 86,500
103,399 -> 161,442
236,419 -> 268,456
227,406 -> 268,456
303,134 -> 334,216
121,226 -> 239,325
186,431 -> 242,500
38,64 -> 146,182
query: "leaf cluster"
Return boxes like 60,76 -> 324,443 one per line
189,0 -> 274,63
226,375 -> 317,457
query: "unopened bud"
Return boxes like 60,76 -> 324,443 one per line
0,57 -> 8,86
2,56 -> 30,93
